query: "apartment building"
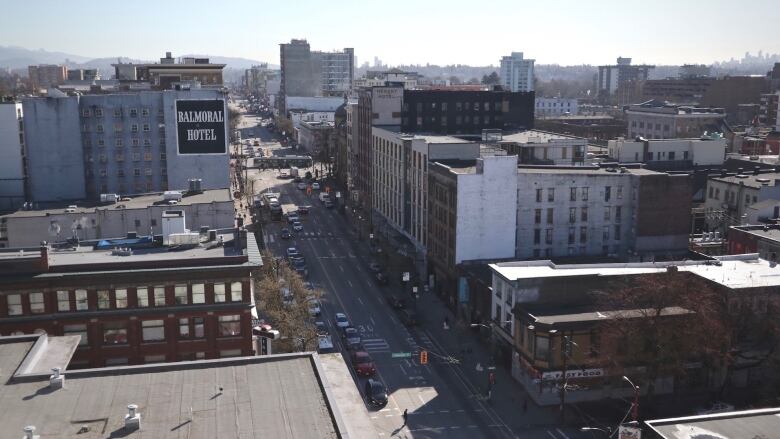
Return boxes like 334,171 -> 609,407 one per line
607,136 -> 727,169
22,88 -> 229,202
0,227 -> 261,368
27,64 -> 67,90
0,100 -> 26,210
535,97 -> 578,117
704,172 -> 780,231
499,52 -> 535,93
626,101 -> 727,139
597,57 -> 654,105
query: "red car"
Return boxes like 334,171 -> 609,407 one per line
351,351 -> 376,376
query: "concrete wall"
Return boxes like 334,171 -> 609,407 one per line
608,138 -> 726,166
23,96 -> 86,202
3,197 -> 234,248
0,103 -> 25,210
163,89 -> 230,192
455,155 -> 518,263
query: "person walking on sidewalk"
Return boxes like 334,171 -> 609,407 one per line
402,409 -> 408,426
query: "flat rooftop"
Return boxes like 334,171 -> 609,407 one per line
500,129 -> 584,144
0,334 -> 356,439
3,188 -> 232,219
520,305 -> 691,326
431,159 -> 478,174
491,254 -> 780,289
516,166 -> 660,176
710,172 -> 780,189
645,407 -> 780,439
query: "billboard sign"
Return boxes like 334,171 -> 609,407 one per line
176,99 -> 227,154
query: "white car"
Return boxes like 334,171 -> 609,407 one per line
312,182 -> 321,190
307,298 -> 321,316
293,221 -> 304,232
297,182 -> 307,190
335,313 -> 349,328
318,334 -> 335,353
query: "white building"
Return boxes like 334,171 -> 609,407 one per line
500,52 -> 535,93
704,172 -> 780,229
0,100 -> 26,210
289,111 -> 335,130
625,101 -> 727,139
535,97 -> 578,117
0,188 -> 235,248
607,137 -> 727,166
498,130 -> 587,165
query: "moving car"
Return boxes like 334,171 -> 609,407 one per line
315,321 -> 329,335
292,221 -> 303,232
312,182 -> 321,190
286,247 -> 300,258
318,334 -> 335,353
351,351 -> 376,376
298,206 -> 310,214
292,257 -> 307,276
364,379 -> 388,408
334,313 -> 350,328
287,214 -> 299,224
280,228 -> 291,239
297,182 -> 307,190
307,298 -> 321,317
323,200 -> 334,208
342,326 -> 361,350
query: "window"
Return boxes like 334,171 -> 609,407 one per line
174,285 -> 188,305
29,292 -> 45,313
192,284 -> 205,304
603,226 -> 610,241
153,286 -> 166,306
115,138 -> 123,147
131,124 -> 138,133
103,321 -> 128,344
617,186 -> 623,199
533,229 -> 540,245
230,282 -> 243,302
145,168 -> 152,176
604,186 -> 611,202
142,319 -> 165,342
75,289 -> 88,310
57,290 -> 71,312
97,290 -> 111,309
179,318 -> 190,337
193,317 -> 205,338
569,208 -> 576,223
160,152 -> 167,160
219,315 -> 241,336
141,108 -> 149,117
615,206 -> 622,221
7,294 -> 22,315
536,188 -> 542,202
535,336 -> 550,361
580,227 -> 587,243
137,287 -> 149,307
64,324 -> 89,346
132,152 -> 140,162
96,124 -> 104,133
134,168 -> 141,177
545,229 -> 553,245
604,207 -> 611,221
568,227 -> 576,244
614,225 -> 621,240
581,207 -> 588,222
115,289 -> 128,309
144,138 -> 151,147
570,187 -> 577,201
546,208 -> 554,224
548,188 -> 555,202
683,151 -> 689,160
581,187 -> 588,201
214,284 -> 226,303
113,108 -> 122,117
534,209 -> 542,224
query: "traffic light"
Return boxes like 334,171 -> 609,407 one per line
420,350 -> 428,365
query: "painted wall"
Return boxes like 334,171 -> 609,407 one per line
0,102 -> 25,209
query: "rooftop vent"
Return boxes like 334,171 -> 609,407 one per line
23,426 -> 39,439
49,367 -> 64,389
124,404 -> 141,430
188,178 -> 202,193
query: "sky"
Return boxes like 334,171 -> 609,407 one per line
3,0 -> 780,66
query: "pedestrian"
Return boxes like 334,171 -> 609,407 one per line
402,408 -> 408,426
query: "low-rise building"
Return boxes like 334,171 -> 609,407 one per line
534,115 -> 626,141
290,110 -> 335,130
27,64 -> 67,91
727,224 -> 780,260
0,188 -> 234,248
353,69 -> 420,89
704,172 -> 780,232
535,97 -> 578,117
297,120 -> 335,155
626,101 -> 727,139
607,136 -> 727,170
112,52 -> 225,89
497,130 -> 586,165
0,225 -> 261,368
644,407 -> 780,439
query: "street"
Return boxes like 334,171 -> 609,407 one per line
235,108 -> 586,439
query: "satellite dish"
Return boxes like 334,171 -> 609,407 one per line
48,222 -> 61,237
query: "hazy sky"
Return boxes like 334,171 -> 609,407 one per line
3,0 -> 780,66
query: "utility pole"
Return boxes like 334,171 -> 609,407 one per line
558,334 -> 576,423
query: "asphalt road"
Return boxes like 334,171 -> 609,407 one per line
235,107 -> 584,439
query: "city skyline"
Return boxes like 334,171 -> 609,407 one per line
2,0 -> 780,67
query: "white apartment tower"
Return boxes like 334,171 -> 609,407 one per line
500,52 -> 535,93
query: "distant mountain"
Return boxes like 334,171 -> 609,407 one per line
0,45 -> 91,69
182,54 -> 274,70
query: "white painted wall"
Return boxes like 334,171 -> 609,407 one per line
455,155 -> 518,263
608,138 -> 726,166
0,102 -> 25,210
535,98 -> 579,117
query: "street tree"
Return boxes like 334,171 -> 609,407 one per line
254,250 -> 321,353
481,72 -> 500,85
592,270 -> 731,400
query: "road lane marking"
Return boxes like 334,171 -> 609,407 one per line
399,363 -> 407,376
556,428 -> 571,439
370,317 -> 376,326
339,265 -> 344,273
546,430 -> 557,439
347,280 -> 353,287
357,297 -> 364,306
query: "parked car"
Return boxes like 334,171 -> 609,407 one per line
318,334 -> 335,353
387,294 -> 406,309
334,313 -> 350,328
298,205 -> 310,214
280,228 -> 291,239
292,221 -> 304,232
351,351 -> 376,376
307,298 -> 321,317
292,257 -> 307,276
342,326 -> 361,350
286,247 -> 300,258
315,321 -> 329,335
364,379 -> 388,408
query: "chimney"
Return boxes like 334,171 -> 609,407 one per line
754,166 -> 761,175
124,404 -> 141,430
49,367 -> 64,389
22,426 -> 39,439
39,241 -> 49,271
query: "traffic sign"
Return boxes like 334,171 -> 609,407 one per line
391,352 -> 412,358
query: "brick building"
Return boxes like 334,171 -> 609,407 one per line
0,228 -> 261,368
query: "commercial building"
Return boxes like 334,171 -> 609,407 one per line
516,166 -> 691,260
534,115 -> 626,141
298,120 -> 335,155
535,97 -> 578,117
112,52 -> 225,89
597,57 -> 654,105
727,224 -> 780,260
497,130 -> 586,165
703,172 -> 780,233
0,333 -> 376,438
66,69 -> 100,82
499,52 -> 535,93
279,39 -> 354,114
679,64 -> 711,78
27,64 -> 67,90
0,225 -> 261,368
0,188 -> 234,248
22,87 -> 230,202
607,136 -> 727,169
641,77 -> 715,104
0,100 -> 26,210
354,69 -> 420,89
490,253 -> 780,405
289,110 -> 335,130
625,100 -> 727,139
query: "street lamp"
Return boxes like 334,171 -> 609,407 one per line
580,427 -> 611,437
622,375 -> 640,422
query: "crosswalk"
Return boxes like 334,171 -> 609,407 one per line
362,338 -> 390,353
